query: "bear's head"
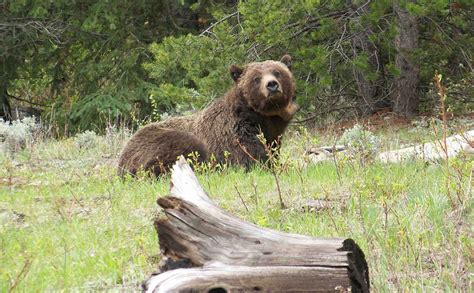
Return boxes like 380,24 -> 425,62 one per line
230,55 -> 298,121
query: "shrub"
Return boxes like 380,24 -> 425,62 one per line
74,130 -> 98,150
339,124 -> 380,165
0,117 -> 40,157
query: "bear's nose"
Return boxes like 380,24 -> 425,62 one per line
266,80 -> 279,93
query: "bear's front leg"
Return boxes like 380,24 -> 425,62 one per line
234,134 -> 269,169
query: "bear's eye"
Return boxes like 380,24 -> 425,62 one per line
273,70 -> 281,78
254,77 -> 261,84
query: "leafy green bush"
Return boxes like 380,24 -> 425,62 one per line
144,33 -> 246,113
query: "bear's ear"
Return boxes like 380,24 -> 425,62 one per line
229,65 -> 243,82
280,54 -> 292,70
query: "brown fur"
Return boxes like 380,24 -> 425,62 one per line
118,55 -> 298,177
117,126 -> 208,177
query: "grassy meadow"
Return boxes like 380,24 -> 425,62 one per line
0,118 -> 472,291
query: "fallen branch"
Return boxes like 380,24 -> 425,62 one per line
307,130 -> 474,164
144,157 -> 370,292
377,130 -> 474,163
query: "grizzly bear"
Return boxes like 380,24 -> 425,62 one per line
118,55 -> 298,177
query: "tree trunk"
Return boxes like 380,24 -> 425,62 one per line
350,2 -> 388,116
1,56 -> 13,122
144,157 -> 370,292
0,87 -> 12,122
392,1 -> 420,117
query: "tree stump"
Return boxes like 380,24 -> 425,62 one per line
144,157 -> 370,292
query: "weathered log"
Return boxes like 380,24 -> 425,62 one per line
144,157 -> 370,292
307,130 -> 474,164
377,130 -> 474,163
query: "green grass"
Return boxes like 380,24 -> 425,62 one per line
0,125 -> 472,291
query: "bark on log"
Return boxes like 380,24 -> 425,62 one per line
146,263 -> 358,292
144,157 -> 370,292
